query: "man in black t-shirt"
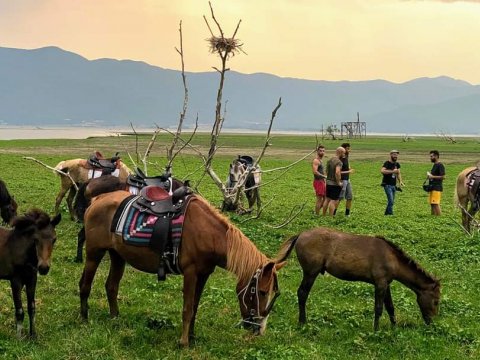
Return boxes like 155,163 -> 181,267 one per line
380,150 -> 405,215
337,142 -> 354,216
427,150 -> 446,216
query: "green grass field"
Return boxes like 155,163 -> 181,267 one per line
0,134 -> 479,359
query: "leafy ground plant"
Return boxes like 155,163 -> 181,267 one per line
0,134 -> 479,359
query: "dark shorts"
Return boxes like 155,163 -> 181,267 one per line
313,179 -> 326,196
326,184 -> 342,200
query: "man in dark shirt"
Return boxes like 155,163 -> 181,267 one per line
338,142 -> 354,216
427,150 -> 446,216
380,150 -> 405,215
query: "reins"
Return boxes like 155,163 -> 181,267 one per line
235,267 -> 280,328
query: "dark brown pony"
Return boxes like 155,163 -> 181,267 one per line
54,158 -> 132,220
276,227 -> 440,330
79,190 -> 285,347
0,209 -> 61,338
0,179 -> 18,225
454,166 -> 479,233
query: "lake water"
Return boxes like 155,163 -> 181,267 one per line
0,126 -> 139,140
0,126 -> 477,140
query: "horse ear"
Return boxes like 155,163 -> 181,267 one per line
51,213 -> 62,227
275,261 -> 287,271
12,217 -> 36,234
261,262 -> 275,278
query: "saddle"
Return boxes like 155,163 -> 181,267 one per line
126,168 -> 172,194
467,167 -> 480,211
238,155 -> 254,167
87,151 -> 120,172
131,185 -> 192,281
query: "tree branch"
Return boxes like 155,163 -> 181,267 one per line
23,157 -> 79,191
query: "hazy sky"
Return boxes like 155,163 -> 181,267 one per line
1,0 -> 480,84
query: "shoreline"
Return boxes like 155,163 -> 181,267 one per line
0,125 -> 478,140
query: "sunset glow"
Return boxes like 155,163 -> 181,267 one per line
1,0 -> 479,83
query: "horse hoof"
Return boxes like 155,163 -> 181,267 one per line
177,339 -> 189,348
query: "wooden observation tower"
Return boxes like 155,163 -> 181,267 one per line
341,113 -> 366,139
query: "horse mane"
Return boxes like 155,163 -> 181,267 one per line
12,209 -> 51,233
378,236 -> 439,285
0,179 -> 12,203
194,196 -> 268,284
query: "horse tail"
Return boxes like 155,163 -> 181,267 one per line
274,234 -> 300,263
54,160 -> 68,176
73,182 -> 89,222
453,177 -> 460,208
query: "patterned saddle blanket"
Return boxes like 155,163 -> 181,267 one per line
111,187 -> 192,275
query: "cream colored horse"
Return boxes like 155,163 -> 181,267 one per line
54,158 -> 132,219
454,166 -> 479,233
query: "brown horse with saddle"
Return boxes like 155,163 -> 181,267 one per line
79,187 -> 285,347
54,152 -> 132,220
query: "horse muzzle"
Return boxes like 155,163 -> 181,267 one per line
38,265 -> 50,275
242,316 -> 267,335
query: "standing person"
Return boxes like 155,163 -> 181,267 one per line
380,150 -> 405,215
312,145 -> 327,215
322,147 -> 345,216
338,142 -> 354,216
427,150 -> 445,216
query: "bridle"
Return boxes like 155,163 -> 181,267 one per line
236,267 -> 280,328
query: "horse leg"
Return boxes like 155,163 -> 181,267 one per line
179,266 -> 198,348
373,283 -> 387,331
297,270 -> 320,324
466,203 -> 477,233
10,277 -> 24,338
105,249 -> 126,318
25,272 -> 38,338
54,185 -> 69,215
188,272 -> 211,342
66,185 -> 77,221
75,227 -> 85,263
79,248 -> 106,320
255,189 -> 261,214
383,285 -> 396,326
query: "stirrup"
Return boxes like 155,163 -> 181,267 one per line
157,266 -> 166,281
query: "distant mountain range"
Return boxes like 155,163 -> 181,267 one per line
1,46 -> 479,134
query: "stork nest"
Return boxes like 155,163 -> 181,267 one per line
207,36 -> 243,57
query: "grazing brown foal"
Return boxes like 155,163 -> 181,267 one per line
0,209 -> 61,338
276,227 -> 440,330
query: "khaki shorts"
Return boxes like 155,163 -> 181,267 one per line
428,190 -> 442,205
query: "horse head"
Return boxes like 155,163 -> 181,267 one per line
236,261 -> 285,335
417,280 -> 441,325
227,159 -> 246,189
13,210 -> 61,275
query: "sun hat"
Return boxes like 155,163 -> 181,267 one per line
390,150 -> 400,154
